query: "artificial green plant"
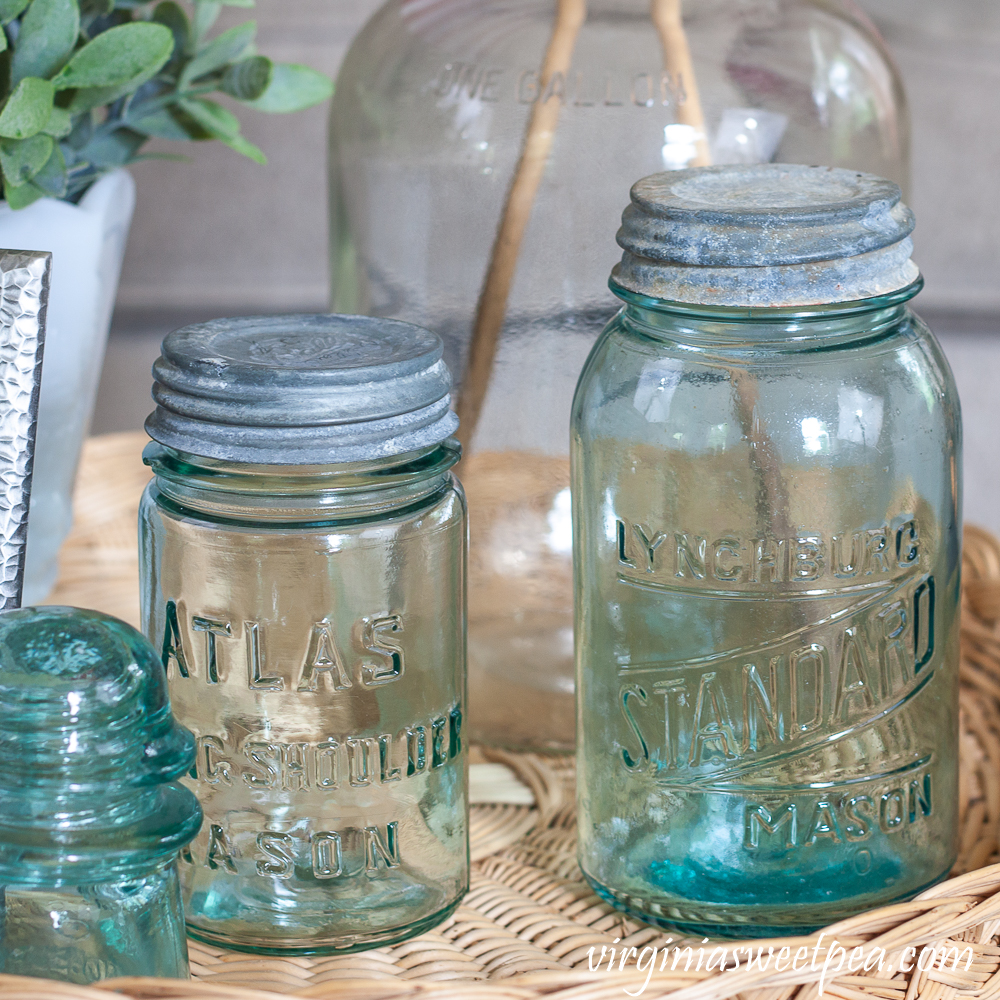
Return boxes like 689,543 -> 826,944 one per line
0,0 -> 332,208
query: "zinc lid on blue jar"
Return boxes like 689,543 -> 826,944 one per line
146,314 -> 459,465
612,164 -> 919,308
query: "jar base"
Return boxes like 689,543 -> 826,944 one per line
581,866 -> 953,939
184,894 -> 464,956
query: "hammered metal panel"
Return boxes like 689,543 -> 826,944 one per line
0,250 -> 51,611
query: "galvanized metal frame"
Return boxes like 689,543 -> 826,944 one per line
0,250 -> 51,611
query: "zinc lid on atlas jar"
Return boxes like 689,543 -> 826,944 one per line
145,314 -> 459,465
611,163 -> 920,309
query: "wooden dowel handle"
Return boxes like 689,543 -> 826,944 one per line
651,0 -> 712,167
455,0 -> 587,450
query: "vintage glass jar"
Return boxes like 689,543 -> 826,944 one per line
572,165 -> 961,936
329,0 -> 910,751
138,315 -> 468,954
0,606 -> 201,982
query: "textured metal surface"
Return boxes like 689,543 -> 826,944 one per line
0,251 -> 50,611
612,164 -> 920,307
146,314 -> 459,464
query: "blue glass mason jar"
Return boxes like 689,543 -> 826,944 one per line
572,165 -> 961,936
139,315 -> 468,954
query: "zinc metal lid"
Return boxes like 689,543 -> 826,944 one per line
612,164 -> 920,307
146,314 -> 459,465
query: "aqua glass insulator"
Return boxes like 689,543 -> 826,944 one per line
0,606 -> 202,983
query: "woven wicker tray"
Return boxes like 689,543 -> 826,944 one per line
11,430 -> 1000,1000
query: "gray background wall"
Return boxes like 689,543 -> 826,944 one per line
114,1 -> 378,313
94,0 -> 1000,530
108,0 -> 1000,316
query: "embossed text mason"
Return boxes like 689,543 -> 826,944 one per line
571,166 -> 961,937
139,315 -> 468,954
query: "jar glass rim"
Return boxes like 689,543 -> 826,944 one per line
142,439 -> 462,525
143,438 -> 460,483
609,275 -> 924,322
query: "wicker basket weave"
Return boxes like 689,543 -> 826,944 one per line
9,431 -> 1000,1000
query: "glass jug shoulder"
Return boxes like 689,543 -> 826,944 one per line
571,286 -> 961,936
139,442 -> 469,955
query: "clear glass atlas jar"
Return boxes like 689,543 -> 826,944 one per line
572,165 -> 961,936
139,315 -> 468,954
329,0 -> 910,751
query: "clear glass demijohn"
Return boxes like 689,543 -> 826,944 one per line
328,0 -> 910,751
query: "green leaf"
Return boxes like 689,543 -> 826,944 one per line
193,0 -> 254,40
178,96 -> 238,138
179,96 -> 264,163
0,29 -> 6,53
152,1 -> 189,61
129,104 -> 209,140
52,22 -> 173,90
41,105 -> 72,137
67,67 -> 162,112
222,130 -> 264,164
180,20 -> 255,87
192,1 -> 220,45
79,0 -> 113,16
244,63 -> 332,113
0,0 -> 30,24
4,178 -> 45,207
67,64 -> 165,112
0,77 -> 54,139
11,0 -> 79,86
0,133 -> 52,185
31,141 -> 66,196
220,55 -> 271,100
77,125 -> 143,167
64,108 -> 93,149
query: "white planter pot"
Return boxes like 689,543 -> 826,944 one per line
0,169 -> 136,604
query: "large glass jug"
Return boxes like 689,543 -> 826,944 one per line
328,0 -> 910,751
